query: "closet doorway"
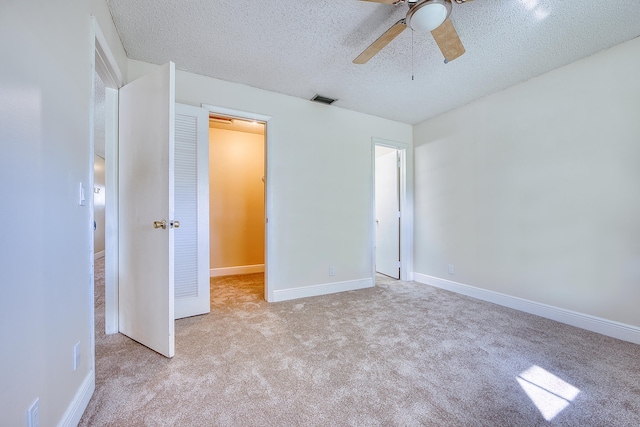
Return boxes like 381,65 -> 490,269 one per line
371,137 -> 412,283
374,145 -> 400,279
208,114 -> 266,299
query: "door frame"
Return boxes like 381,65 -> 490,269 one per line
92,17 -> 125,336
374,146 -> 400,279
202,104 -> 272,301
371,138 -> 413,282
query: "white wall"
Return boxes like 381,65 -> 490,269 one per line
128,60 -> 413,299
413,37 -> 640,328
0,0 -> 126,425
94,155 -> 106,255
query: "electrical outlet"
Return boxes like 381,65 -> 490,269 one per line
27,398 -> 39,427
329,266 -> 335,276
73,342 -> 80,371
448,264 -> 455,275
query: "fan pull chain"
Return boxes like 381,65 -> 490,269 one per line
444,24 -> 449,64
411,30 -> 414,81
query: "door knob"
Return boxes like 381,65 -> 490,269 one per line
171,220 -> 180,229
153,220 -> 167,229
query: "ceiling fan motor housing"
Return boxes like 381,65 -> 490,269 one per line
407,0 -> 452,33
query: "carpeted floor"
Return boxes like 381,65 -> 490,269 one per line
81,259 -> 640,426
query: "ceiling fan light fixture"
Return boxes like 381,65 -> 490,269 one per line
407,0 -> 451,33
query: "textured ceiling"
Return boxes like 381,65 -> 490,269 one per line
105,0 -> 640,124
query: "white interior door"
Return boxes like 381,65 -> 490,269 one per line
118,62 -> 175,358
174,103 -> 210,319
375,148 -> 400,279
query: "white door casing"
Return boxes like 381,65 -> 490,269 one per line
375,149 -> 400,279
174,103 -> 210,319
103,86 -> 119,335
118,62 -> 175,358
93,16 -> 124,336
201,104 -> 273,301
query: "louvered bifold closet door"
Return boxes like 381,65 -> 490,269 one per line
174,103 -> 210,319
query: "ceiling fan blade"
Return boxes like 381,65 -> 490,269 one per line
431,18 -> 465,62
353,19 -> 407,64
359,0 -> 401,4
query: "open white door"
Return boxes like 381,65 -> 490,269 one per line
174,103 -> 210,319
375,148 -> 400,279
118,62 -> 175,358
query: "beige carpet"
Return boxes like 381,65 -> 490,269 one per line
82,259 -> 640,426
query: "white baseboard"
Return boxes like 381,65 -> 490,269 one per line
413,273 -> 640,345
94,250 -> 105,260
272,277 -> 374,302
210,264 -> 264,277
57,369 -> 95,427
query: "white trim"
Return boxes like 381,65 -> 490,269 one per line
92,17 -> 124,89
210,264 -> 265,277
271,278 -> 373,302
201,104 -> 271,123
56,370 -> 95,427
103,87 -> 119,335
92,17 -> 123,336
413,273 -> 640,345
94,250 -> 105,260
202,103 -> 273,301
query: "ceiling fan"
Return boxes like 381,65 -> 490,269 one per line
353,0 -> 472,65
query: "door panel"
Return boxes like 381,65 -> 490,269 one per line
174,103 -> 210,319
375,149 -> 400,279
118,62 -> 175,358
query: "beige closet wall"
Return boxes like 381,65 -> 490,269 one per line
209,126 -> 265,269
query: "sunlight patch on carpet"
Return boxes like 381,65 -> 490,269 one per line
517,365 -> 580,421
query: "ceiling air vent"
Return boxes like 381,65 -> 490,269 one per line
311,94 -> 337,105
